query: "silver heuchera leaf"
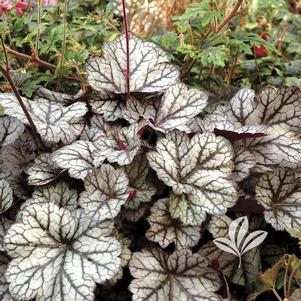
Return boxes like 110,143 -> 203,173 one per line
123,154 -> 156,209
86,34 -> 180,93
0,94 -> 88,144
4,202 -> 122,301
232,148 -> 256,182
0,116 -> 24,147
79,164 -> 129,220
153,83 -> 208,131
51,140 -> 99,180
0,180 -> 13,214
26,153 -> 62,186
129,248 -> 221,301
93,123 -> 141,166
256,168 -> 301,230
22,182 -> 78,211
146,198 -> 202,249
147,130 -> 237,224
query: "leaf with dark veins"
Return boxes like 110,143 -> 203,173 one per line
146,198 -> 202,249
129,248 -> 222,301
86,34 -> 179,93
147,130 -> 237,208
153,83 -> 207,131
0,94 -> 88,144
0,116 -> 24,147
79,164 -> 129,220
26,153 -> 62,186
256,168 -> 301,230
0,253 -> 13,301
4,202 -> 122,301
0,218 -> 13,251
51,140 -> 100,180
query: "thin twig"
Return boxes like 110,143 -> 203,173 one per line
121,0 -> 131,101
57,0 -> 68,91
36,0 -> 42,55
4,46 -> 55,69
217,0 -> 244,32
0,36 -> 9,71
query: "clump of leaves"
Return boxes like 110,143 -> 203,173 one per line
0,27 -> 301,301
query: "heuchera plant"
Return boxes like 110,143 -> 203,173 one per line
1,32 -> 301,301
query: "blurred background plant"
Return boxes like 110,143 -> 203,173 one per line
0,0 -> 300,99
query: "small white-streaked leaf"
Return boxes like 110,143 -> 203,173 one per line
93,123 -> 141,166
199,241 -> 260,289
153,83 -> 207,131
0,253 -> 13,301
0,132 -> 36,177
256,168 -> 301,230
26,153 -> 61,186
0,116 -> 24,147
0,180 -> 13,214
123,154 -> 156,209
86,34 -> 179,93
88,90 -> 124,121
148,130 -> 235,194
4,202 -> 122,301
0,94 -> 88,144
51,140 -> 99,179
213,216 -> 267,267
0,218 -> 13,251
291,289 -> 301,301
79,164 -> 129,220
22,182 -> 78,211
146,198 -> 202,249
255,86 -> 301,131
129,248 -> 221,301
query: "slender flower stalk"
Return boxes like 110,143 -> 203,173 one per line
121,0 -> 131,101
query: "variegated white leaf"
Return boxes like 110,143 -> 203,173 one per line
0,180 -> 13,214
79,164 -> 129,220
147,130 -> 236,207
22,182 -> 78,211
146,198 -> 202,249
0,94 -> 88,144
129,248 -> 221,301
256,168 -> 301,230
153,83 -> 207,131
93,123 -> 141,166
232,147 -> 256,181
26,153 -> 61,186
4,202 -> 122,301
51,140 -> 99,180
86,34 -> 179,93
255,86 -> 301,131
0,116 -> 24,147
